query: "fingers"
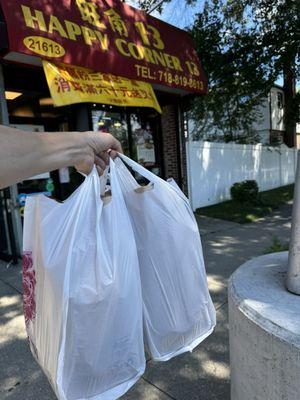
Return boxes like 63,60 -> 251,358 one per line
108,150 -> 118,159
97,131 -> 123,154
94,133 -> 122,162
95,155 -> 107,171
100,151 -> 110,164
107,136 -> 123,160
96,165 -> 104,176
84,132 -> 123,175
94,152 -> 111,176
110,137 -> 123,154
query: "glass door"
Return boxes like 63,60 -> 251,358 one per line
91,109 -> 130,157
91,106 -> 164,179
129,111 -> 163,177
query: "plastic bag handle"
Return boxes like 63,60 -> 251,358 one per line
117,153 -> 162,184
109,156 -> 125,199
116,154 -> 193,216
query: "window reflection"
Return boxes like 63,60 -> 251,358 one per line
131,114 -> 161,176
92,110 -> 129,156
91,108 -> 161,177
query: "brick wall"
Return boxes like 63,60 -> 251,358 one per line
161,104 -> 188,194
161,104 -> 178,180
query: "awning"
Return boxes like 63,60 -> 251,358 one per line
0,0 -> 207,96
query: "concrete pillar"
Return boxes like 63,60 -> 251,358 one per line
287,150 -> 300,294
229,252 -> 300,400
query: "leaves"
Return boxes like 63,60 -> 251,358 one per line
138,0 -> 300,143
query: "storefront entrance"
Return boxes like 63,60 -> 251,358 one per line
91,106 -> 164,178
0,63 -> 168,260
0,0 -> 206,260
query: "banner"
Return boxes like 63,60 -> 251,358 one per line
0,0 -> 207,94
43,61 -> 162,113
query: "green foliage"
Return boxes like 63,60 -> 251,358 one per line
196,184 -> 293,224
196,199 -> 271,223
230,180 -> 259,204
137,0 -> 196,13
264,236 -> 289,254
189,0 -> 299,141
138,0 -> 300,143
259,183 -> 294,207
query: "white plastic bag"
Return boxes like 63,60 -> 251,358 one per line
114,154 -> 216,361
22,159 -> 145,400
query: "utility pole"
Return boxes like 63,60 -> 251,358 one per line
287,150 -> 300,295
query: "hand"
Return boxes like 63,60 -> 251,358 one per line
75,131 -> 122,175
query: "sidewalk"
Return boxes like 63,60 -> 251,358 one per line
0,203 -> 292,400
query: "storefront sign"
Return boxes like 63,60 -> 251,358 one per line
0,0 -> 207,94
43,61 -> 162,113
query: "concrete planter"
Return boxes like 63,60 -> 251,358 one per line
229,252 -> 300,400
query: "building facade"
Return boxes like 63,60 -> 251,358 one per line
188,85 -> 300,145
252,85 -> 300,145
0,0 -> 201,261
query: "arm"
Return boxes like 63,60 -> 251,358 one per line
0,125 -> 122,189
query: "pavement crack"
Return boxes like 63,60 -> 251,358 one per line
201,225 -> 243,238
7,381 -> 21,392
142,377 -> 178,400
215,300 -> 228,311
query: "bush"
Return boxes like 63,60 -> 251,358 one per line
230,180 -> 259,204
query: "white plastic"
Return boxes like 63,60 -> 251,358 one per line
115,154 -> 216,361
22,159 -> 145,400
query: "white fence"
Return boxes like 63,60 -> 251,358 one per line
187,141 -> 297,210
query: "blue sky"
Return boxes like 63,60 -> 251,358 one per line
127,1 -> 295,88
127,0 -> 204,29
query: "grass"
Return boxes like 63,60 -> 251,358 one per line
196,184 -> 294,224
263,236 -> 289,254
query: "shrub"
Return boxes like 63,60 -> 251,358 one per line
230,180 -> 259,204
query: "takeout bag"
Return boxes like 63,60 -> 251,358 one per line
22,159 -> 145,400
115,154 -> 216,361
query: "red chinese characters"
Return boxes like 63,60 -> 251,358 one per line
22,251 -> 37,327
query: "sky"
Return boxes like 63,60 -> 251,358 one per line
126,0 -> 295,89
127,0 -> 204,29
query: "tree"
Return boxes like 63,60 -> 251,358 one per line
138,0 -> 300,145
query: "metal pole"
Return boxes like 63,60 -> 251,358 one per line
0,189 -> 12,255
0,64 -> 23,257
286,150 -> 300,294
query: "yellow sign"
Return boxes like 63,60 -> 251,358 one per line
42,61 -> 162,113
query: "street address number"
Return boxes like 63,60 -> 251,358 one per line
23,36 -> 65,58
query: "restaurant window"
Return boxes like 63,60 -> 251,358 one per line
130,113 -> 161,176
91,108 -> 130,156
91,106 -> 163,178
